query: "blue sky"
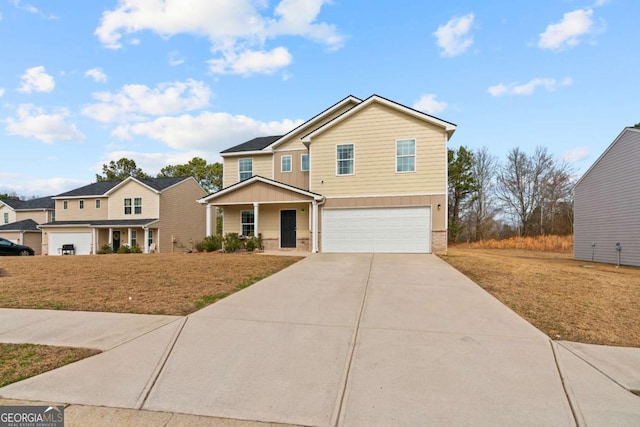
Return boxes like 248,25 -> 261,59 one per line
1,0 -> 638,197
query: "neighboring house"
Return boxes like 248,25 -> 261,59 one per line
0,196 -> 54,254
574,127 -> 640,267
39,176 -> 206,255
199,95 -> 456,253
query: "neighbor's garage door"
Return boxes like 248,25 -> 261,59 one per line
48,232 -> 92,255
322,206 -> 431,253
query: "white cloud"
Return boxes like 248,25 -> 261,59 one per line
208,47 -> 293,75
488,77 -> 573,96
0,175 -> 88,198
538,9 -> 594,50
82,79 -> 211,123
561,147 -> 590,162
413,94 -> 448,114
17,66 -> 55,93
4,104 -> 85,143
85,67 -> 108,83
94,0 -> 342,75
168,51 -> 185,66
433,13 -> 475,57
11,0 -> 38,14
92,150 -> 208,176
0,88 -> 5,97
111,111 -> 303,154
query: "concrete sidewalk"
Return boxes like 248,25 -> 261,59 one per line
1,254 -> 639,426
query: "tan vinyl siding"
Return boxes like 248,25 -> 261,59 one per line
0,205 -> 15,224
309,102 -> 447,196
23,232 -> 43,255
223,154 -> 273,188
574,129 -> 640,267
16,210 -> 51,224
212,181 -> 313,205
155,178 -> 207,253
273,150 -> 309,190
56,198 -> 109,221
108,183 -> 159,220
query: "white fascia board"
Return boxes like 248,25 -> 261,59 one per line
198,176 -> 323,204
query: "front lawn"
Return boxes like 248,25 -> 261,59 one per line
0,253 -> 302,315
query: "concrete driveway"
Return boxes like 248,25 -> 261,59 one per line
1,253 -> 639,426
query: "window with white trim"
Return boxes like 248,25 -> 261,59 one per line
396,139 -> 416,173
239,158 -> 253,181
336,144 -> 354,175
131,230 -> 137,247
301,154 -> 309,171
63,200 -> 68,210
281,155 -> 292,173
134,198 -> 142,214
124,198 -> 132,215
148,230 -> 154,247
79,200 -> 84,209
241,210 -> 255,236
96,200 -> 101,209
3,213 -> 8,224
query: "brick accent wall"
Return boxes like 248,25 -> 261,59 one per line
432,230 -> 447,254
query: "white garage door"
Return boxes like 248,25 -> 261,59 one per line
322,206 -> 431,253
48,232 -> 92,256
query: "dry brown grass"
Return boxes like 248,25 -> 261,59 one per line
441,246 -> 640,347
466,234 -> 574,252
0,253 -> 301,315
0,343 -> 100,387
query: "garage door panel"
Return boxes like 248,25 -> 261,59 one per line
48,232 -> 92,256
322,207 -> 431,253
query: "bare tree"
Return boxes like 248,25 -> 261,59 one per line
538,160 -> 575,235
466,147 -> 499,241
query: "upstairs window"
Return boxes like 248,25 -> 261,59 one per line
63,200 -> 68,210
134,198 -> 142,214
336,144 -> 354,175
396,139 -> 416,173
239,158 -> 253,181
241,210 -> 255,236
301,154 -> 309,172
124,198 -> 132,215
79,200 -> 85,209
96,200 -> 101,209
3,213 -> 8,224
281,155 -> 292,173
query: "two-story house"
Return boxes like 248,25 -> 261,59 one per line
198,95 -> 456,253
39,176 -> 206,255
0,196 -> 55,254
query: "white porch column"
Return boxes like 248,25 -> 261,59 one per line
144,228 -> 150,253
253,202 -> 259,237
93,228 -> 98,254
312,200 -> 319,253
108,228 -> 113,249
206,204 -> 212,236
127,228 -> 132,246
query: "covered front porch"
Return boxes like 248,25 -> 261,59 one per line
199,176 -> 324,252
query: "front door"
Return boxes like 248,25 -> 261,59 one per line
112,231 -> 121,252
280,210 -> 297,248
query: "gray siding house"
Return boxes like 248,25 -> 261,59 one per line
574,127 -> 640,266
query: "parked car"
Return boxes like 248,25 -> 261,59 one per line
0,237 -> 35,256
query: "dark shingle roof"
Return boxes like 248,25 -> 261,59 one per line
55,177 -> 190,198
0,219 -> 40,232
0,196 -> 54,210
221,135 -> 283,154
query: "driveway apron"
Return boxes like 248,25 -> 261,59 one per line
0,254 -> 584,426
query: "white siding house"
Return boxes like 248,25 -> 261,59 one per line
574,127 -> 640,266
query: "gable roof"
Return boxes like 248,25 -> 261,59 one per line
0,196 -> 54,211
302,94 -> 456,143
0,218 -> 40,232
220,95 -> 362,156
221,136 -> 283,154
53,177 -> 191,199
575,127 -> 640,187
198,175 -> 324,203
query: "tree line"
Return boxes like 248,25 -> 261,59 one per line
448,146 -> 574,242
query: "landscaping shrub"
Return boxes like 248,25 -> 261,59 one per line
130,243 -> 142,253
116,245 -> 131,254
97,244 -> 113,254
202,235 -> 223,252
223,233 -> 243,253
194,240 -> 204,252
245,235 -> 262,252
